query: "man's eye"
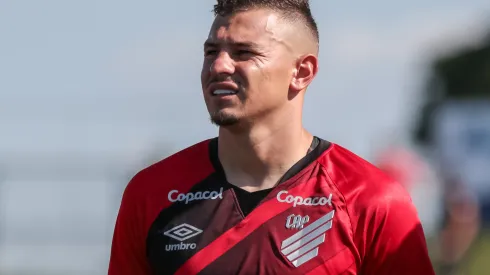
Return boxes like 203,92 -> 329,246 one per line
234,50 -> 255,59
237,50 -> 252,55
204,50 -> 218,56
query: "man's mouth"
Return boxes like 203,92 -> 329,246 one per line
212,89 -> 238,96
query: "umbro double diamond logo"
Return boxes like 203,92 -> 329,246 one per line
163,223 -> 203,251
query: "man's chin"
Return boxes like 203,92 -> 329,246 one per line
209,112 -> 240,127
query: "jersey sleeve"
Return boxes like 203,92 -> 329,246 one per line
359,184 -> 435,275
108,176 -> 152,275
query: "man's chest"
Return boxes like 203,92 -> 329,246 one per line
146,179 -> 357,275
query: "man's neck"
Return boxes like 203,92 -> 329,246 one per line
217,118 -> 313,192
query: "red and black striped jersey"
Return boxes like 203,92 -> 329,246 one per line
108,137 -> 435,275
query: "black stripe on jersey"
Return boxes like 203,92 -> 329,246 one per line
145,173 -> 238,275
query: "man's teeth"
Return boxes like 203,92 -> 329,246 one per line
213,89 -> 237,95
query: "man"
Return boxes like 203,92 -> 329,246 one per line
108,0 -> 435,274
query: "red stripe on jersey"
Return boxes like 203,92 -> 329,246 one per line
174,178 -> 319,275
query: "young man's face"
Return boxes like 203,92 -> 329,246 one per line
201,9 -> 297,127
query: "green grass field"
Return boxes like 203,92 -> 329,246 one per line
430,231 -> 490,275
461,232 -> 490,275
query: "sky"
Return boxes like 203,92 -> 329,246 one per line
1,0 -> 489,160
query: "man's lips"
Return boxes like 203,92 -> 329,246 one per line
207,82 -> 239,96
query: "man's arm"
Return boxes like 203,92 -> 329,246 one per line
108,178 -> 152,275
360,189 -> 435,275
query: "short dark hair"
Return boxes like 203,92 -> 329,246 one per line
213,0 -> 319,44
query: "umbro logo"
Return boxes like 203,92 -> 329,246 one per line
163,223 -> 202,241
280,210 -> 335,267
162,223 -> 202,251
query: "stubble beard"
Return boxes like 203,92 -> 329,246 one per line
209,110 -> 240,127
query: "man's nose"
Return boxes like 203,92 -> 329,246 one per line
209,51 -> 235,76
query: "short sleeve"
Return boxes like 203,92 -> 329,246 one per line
359,186 -> 435,275
108,177 -> 152,275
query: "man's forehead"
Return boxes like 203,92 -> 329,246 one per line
206,9 -> 282,44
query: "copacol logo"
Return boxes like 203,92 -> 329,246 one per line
276,190 -> 333,207
163,223 -> 203,251
168,188 -> 224,204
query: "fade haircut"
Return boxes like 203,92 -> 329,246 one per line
213,0 -> 319,46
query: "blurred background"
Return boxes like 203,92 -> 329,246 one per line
1,0 -> 489,274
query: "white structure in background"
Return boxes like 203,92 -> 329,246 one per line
433,100 -> 490,202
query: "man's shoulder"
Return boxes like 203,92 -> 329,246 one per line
124,139 -> 217,199
142,138 -> 214,175
321,144 -> 433,273
319,143 -> 412,209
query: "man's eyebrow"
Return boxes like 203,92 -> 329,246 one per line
203,40 -> 217,48
203,40 -> 260,49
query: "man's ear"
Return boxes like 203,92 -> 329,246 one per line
290,54 -> 318,93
